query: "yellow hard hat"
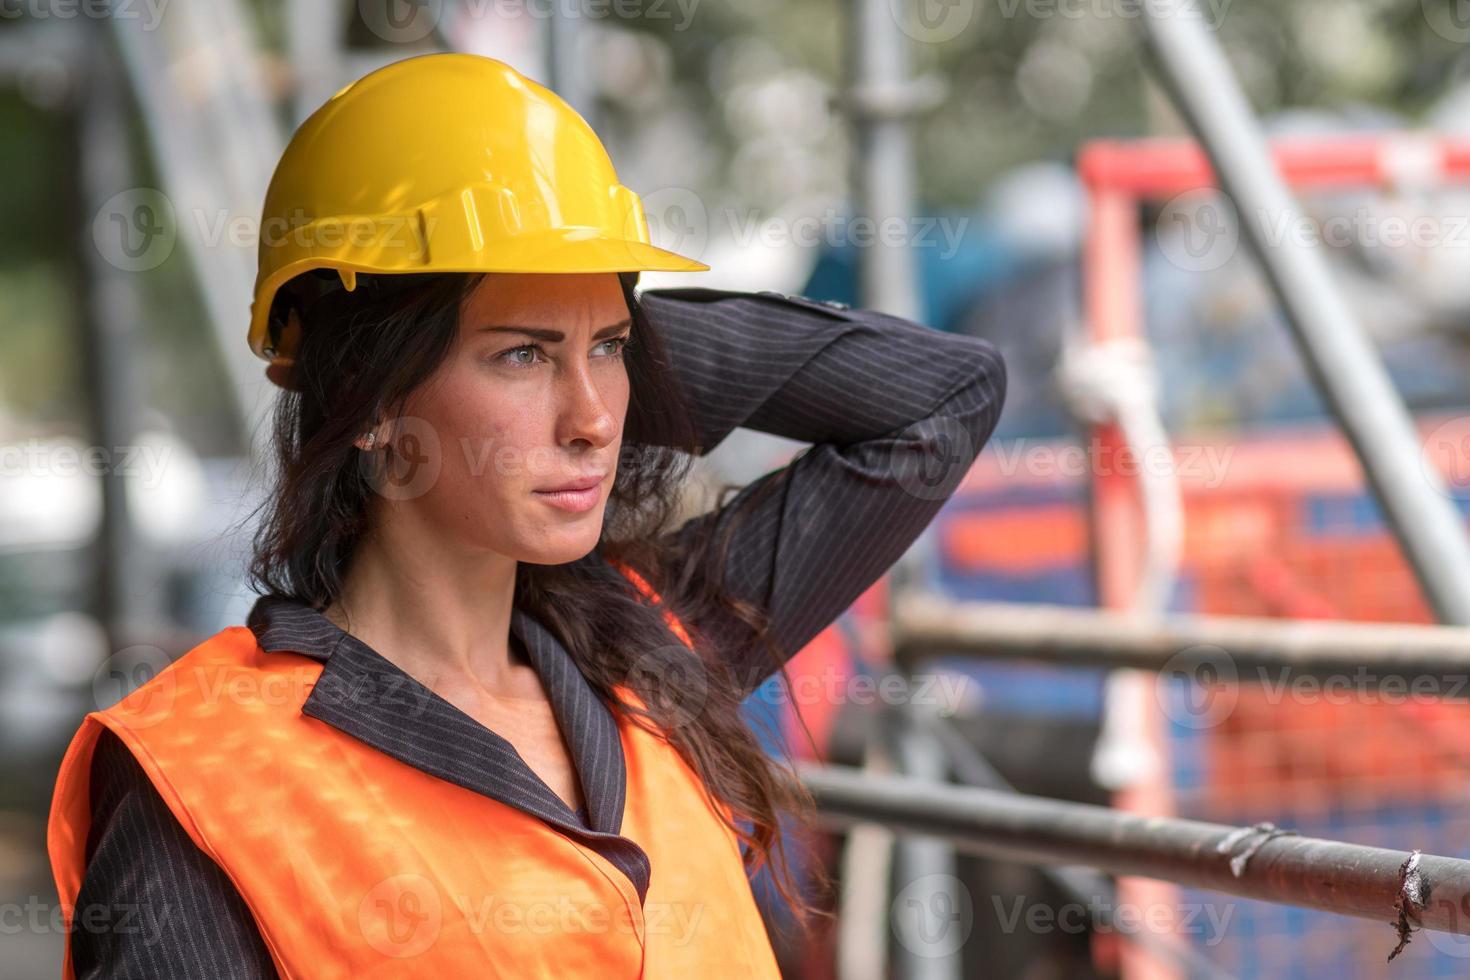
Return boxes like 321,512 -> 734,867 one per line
248,51 -> 708,369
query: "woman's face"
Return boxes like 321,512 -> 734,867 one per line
385,271 -> 631,565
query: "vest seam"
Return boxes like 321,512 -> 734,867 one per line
94,701 -> 300,979
557,827 -> 649,947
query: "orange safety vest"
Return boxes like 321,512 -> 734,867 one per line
47,566 -> 783,979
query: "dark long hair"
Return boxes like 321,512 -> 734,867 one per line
245,269 -> 833,939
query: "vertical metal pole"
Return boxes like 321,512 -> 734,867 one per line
879,698 -> 965,980
848,0 -> 922,320
545,6 -> 597,134
74,33 -> 156,649
844,3 -> 954,976
1140,0 -> 1470,625
286,0 -> 346,126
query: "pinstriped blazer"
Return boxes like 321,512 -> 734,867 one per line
67,287 -> 1008,977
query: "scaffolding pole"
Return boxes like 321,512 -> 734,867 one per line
800,764 -> 1466,948
893,594 -> 1470,687
1139,0 -> 1470,625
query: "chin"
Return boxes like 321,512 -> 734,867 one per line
516,525 -> 604,566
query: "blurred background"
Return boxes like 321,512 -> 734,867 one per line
14,0 -> 1470,977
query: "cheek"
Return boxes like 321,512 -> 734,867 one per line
410,376 -> 544,497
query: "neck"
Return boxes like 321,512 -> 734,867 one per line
322,512 -> 522,693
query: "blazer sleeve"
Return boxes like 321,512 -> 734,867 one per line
70,727 -> 280,979
636,287 -> 1007,698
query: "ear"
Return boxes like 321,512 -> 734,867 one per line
265,362 -> 301,391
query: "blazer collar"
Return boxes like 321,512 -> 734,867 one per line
243,592 -> 650,902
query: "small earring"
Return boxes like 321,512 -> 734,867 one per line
359,431 -> 377,450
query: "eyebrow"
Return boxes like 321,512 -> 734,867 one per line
476,318 -> 632,342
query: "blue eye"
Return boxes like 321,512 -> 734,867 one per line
493,335 -> 630,369
498,344 -> 544,368
597,335 -> 632,357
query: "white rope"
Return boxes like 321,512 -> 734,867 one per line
1056,335 -> 1185,791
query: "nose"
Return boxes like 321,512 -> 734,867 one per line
556,354 -> 620,451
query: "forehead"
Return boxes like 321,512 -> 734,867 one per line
460,272 -> 628,329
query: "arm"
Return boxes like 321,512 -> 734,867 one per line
636,287 -> 1007,698
71,728 -> 280,979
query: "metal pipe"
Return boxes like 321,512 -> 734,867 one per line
878,699 -> 963,978
108,0 -> 283,461
799,764 -> 1468,939
843,5 -> 951,976
846,0 -> 923,321
893,594 -> 1470,688
1138,0 -> 1470,625
74,32 -> 153,650
916,711 -> 1239,980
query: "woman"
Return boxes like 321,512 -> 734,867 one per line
48,53 -> 1007,977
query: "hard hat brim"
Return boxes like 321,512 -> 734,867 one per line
247,235 -> 709,366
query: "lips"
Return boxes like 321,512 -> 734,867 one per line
536,474 -> 606,494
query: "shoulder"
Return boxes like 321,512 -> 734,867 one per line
72,731 -> 280,977
104,625 -> 298,721
84,727 -> 166,854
